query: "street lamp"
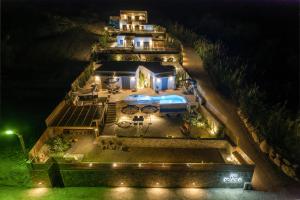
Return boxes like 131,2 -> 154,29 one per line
4,129 -> 27,159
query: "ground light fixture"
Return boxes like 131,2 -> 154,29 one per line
4,129 -> 27,159
226,155 -> 233,162
94,75 -> 100,82
113,163 -> 118,167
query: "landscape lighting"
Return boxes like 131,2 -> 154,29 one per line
3,129 -> 27,159
5,130 -> 14,135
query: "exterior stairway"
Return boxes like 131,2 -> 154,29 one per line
106,102 -> 117,124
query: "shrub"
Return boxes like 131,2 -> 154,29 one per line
47,136 -> 72,154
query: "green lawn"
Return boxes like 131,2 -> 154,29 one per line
0,148 -> 31,187
84,147 -> 225,163
0,186 -> 281,200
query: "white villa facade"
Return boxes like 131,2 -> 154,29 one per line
108,10 -> 166,50
94,61 -> 175,91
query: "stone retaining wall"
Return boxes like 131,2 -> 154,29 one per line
237,109 -> 299,182
45,100 -> 66,127
31,162 -> 254,188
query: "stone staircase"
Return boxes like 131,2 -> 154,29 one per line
106,102 -> 117,124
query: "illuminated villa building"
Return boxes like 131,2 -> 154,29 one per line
115,10 -> 165,50
28,10 -> 255,189
98,10 -> 180,63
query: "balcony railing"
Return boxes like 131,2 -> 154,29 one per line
96,46 -> 180,53
108,25 -> 166,34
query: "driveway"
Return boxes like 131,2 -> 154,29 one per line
182,47 -> 299,194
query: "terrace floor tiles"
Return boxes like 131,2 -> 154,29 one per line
102,112 -> 197,138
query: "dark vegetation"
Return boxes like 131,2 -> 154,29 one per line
165,13 -> 299,163
1,1 -> 102,185
1,1 -> 101,147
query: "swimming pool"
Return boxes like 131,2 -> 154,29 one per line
125,94 -> 187,104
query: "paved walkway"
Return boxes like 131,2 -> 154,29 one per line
182,47 -> 299,194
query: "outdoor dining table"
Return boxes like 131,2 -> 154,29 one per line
133,116 -> 144,136
133,116 -> 144,125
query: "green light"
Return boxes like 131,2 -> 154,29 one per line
5,130 -> 15,135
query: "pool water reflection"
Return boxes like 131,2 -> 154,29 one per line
125,94 -> 187,104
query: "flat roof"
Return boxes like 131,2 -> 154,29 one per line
49,104 -> 103,127
120,10 -> 147,14
96,61 -> 175,74
118,33 -> 154,37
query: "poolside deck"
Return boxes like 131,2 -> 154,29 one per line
94,88 -> 196,104
102,113 -> 188,138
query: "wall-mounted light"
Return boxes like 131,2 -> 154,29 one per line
130,76 -> 136,81
226,155 -> 233,162
95,76 -> 100,82
169,76 -> 173,81
116,55 -> 122,61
